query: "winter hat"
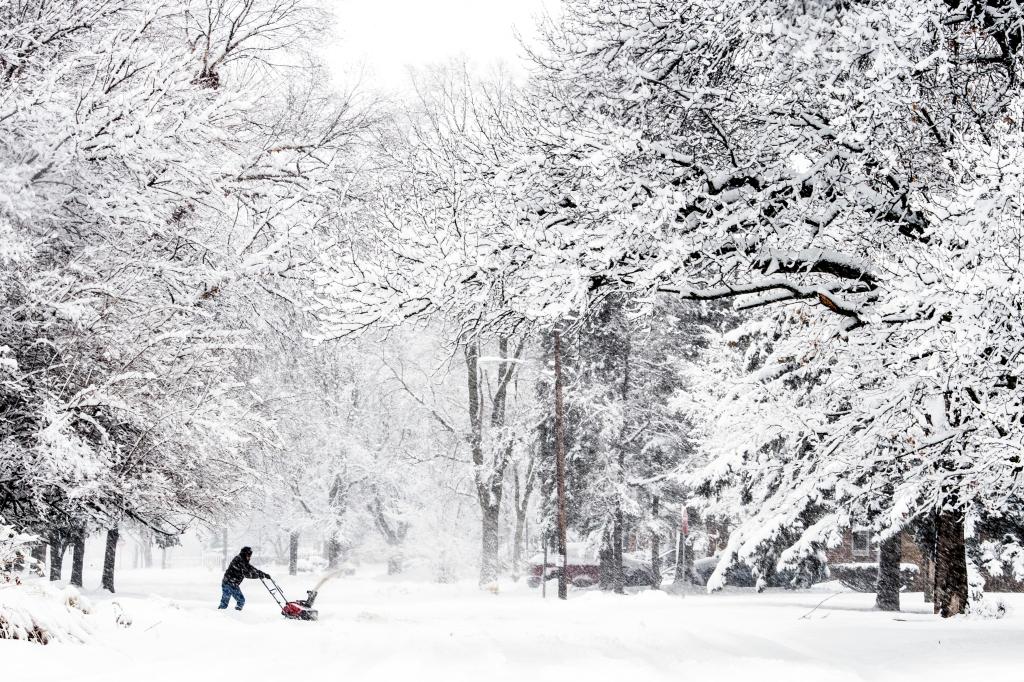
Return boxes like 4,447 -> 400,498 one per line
240,546 -> 252,557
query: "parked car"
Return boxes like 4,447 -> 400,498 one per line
526,542 -> 600,588
622,548 -> 679,586
526,544 -> 677,588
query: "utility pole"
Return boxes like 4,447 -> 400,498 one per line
554,329 -> 569,600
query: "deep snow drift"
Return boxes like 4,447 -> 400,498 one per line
5,566 -> 1024,682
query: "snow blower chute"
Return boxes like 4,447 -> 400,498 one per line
260,576 -> 318,621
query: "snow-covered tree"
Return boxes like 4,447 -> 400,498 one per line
0,0 -> 367,589
517,0 -> 1024,616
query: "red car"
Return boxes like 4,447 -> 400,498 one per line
526,542 -> 600,588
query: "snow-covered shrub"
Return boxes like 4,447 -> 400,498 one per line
829,563 -> 919,593
967,562 -> 1009,619
111,601 -> 132,628
1,520 -> 97,643
0,583 -> 92,644
978,539 -> 1024,582
0,518 -> 39,583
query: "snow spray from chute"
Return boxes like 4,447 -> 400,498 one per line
312,568 -> 349,593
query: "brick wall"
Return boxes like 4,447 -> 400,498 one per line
827,529 -> 1024,592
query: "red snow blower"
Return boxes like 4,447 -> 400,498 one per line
260,576 -> 318,621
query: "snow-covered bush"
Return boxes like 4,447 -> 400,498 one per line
829,563 -> 919,593
967,561 -> 1009,620
0,518 -> 39,582
978,539 -> 1024,583
0,583 -> 92,644
0,519 -> 102,644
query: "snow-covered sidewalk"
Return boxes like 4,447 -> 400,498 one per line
6,567 -> 1024,682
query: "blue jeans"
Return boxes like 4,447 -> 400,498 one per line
219,583 -> 245,610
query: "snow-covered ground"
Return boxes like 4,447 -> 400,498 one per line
6,566 -> 1024,682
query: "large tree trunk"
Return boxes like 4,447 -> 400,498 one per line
70,530 -> 85,587
876,532 -> 901,611
599,533 -> 614,590
934,511 -> 968,617
31,541 -> 47,572
289,531 -> 299,576
510,455 -> 536,581
465,341 -> 493,588
612,507 -> 625,594
612,328 -> 630,595
511,507 -> 527,581
553,331 -> 569,600
922,552 -> 934,603
102,527 -> 119,593
650,496 -> 662,590
464,334 -> 524,589
327,537 -> 341,569
141,530 -> 153,568
674,525 -> 694,585
479,503 -> 500,587
48,531 -> 66,581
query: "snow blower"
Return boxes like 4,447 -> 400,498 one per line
260,576 -> 318,621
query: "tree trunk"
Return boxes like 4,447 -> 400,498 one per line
650,495 -> 662,590
599,534 -> 614,590
48,531 -> 66,581
612,508 -> 625,594
327,537 -> 341,569
510,459 -> 535,582
511,508 -> 527,581
31,541 -> 47,572
933,511 -> 968,617
674,520 -> 694,586
70,530 -> 85,587
553,330 -> 569,601
141,531 -> 153,569
612,445 -> 626,595
922,553 -> 934,603
674,531 -> 686,583
289,531 -> 299,576
875,532 -> 901,611
466,341 -> 496,589
480,503 -> 500,587
102,527 -> 119,593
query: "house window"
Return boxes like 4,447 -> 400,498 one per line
852,530 -> 871,558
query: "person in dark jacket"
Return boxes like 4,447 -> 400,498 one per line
219,546 -> 270,611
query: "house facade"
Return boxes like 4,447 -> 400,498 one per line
827,528 -> 1024,593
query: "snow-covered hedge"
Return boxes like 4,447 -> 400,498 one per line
0,518 -> 98,644
0,582 -> 95,644
830,562 -> 919,592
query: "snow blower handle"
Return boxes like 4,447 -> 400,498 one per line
260,576 -> 289,609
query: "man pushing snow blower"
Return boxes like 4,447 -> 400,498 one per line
218,546 -> 270,611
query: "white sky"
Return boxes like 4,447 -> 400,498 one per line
323,0 -> 556,91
